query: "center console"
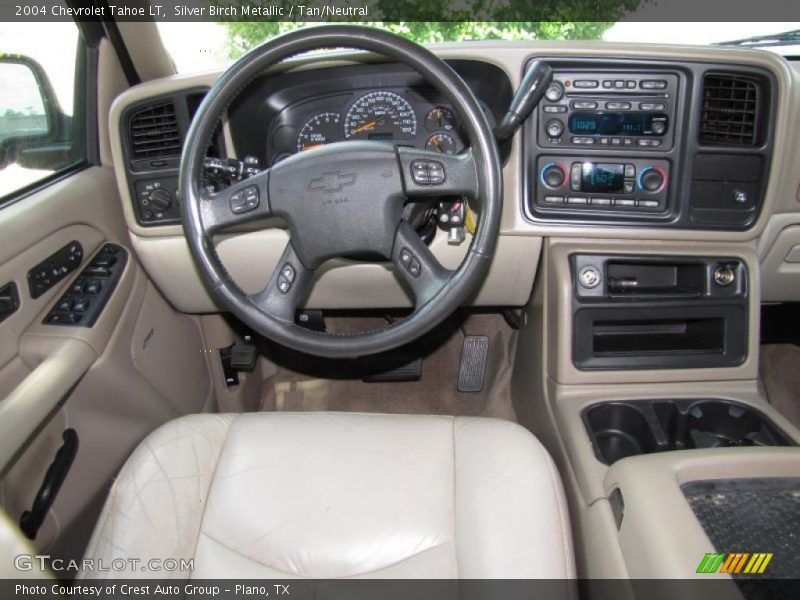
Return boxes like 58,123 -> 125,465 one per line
523,59 -> 776,230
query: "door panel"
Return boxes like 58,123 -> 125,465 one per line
0,166 -> 214,567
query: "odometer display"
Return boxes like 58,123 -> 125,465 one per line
344,91 -> 417,140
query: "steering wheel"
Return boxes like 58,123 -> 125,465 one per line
180,25 -> 502,358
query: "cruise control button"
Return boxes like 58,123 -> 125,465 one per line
399,247 -> 421,278
277,276 -> 292,294
281,264 -> 295,283
231,185 -> 259,214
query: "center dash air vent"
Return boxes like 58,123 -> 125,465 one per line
699,73 -> 759,147
129,101 -> 181,161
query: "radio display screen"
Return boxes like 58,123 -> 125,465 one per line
581,163 -> 624,193
568,112 -> 667,136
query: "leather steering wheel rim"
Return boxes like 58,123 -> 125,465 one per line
180,25 -> 502,358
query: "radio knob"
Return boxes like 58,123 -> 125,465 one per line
544,82 -> 564,102
147,188 -> 173,212
545,119 -> 564,138
540,163 -> 565,188
651,121 -> 667,135
638,167 -> 665,193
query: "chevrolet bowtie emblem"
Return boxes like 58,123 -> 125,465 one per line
308,171 -> 357,193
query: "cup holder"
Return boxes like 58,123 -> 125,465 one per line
584,399 -> 794,465
584,403 -> 660,465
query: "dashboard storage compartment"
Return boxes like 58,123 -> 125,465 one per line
571,254 -> 748,371
584,399 -> 794,465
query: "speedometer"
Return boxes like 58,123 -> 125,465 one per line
344,91 -> 417,141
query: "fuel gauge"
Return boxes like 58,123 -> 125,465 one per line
425,133 -> 458,155
425,107 -> 456,132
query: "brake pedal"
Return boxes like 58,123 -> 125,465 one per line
458,335 -> 489,393
361,355 -> 422,382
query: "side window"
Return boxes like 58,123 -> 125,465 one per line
0,21 -> 84,201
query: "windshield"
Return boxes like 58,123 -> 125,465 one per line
158,21 -> 800,74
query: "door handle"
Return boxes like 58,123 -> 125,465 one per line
0,282 -> 19,323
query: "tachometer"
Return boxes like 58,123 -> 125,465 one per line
344,91 -> 417,141
296,112 -> 341,152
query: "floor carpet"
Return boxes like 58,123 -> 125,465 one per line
259,311 -> 518,421
759,343 -> 800,431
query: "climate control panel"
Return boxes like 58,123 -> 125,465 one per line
533,156 -> 670,214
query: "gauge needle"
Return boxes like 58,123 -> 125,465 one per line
354,117 -> 385,133
430,136 -> 443,150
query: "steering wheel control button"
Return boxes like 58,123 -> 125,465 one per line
578,266 -> 602,289
399,248 -> 422,278
277,276 -> 292,294
230,185 -> 260,214
410,160 -> 445,185
281,264 -> 295,283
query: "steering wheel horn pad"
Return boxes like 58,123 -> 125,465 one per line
180,25 -> 502,358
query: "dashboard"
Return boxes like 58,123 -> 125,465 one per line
108,41 -> 799,313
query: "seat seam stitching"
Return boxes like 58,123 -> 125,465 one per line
190,415 -> 237,570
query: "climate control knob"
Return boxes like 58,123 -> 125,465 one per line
638,167 -> 665,193
146,189 -> 173,212
545,119 -> 564,138
540,163 -> 565,189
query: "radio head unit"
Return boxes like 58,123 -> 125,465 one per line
538,71 -> 679,151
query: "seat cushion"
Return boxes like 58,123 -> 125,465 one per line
81,413 -> 574,579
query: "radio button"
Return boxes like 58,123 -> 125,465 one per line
651,121 -> 667,135
624,164 -> 636,178
544,195 -> 564,204
599,138 -> 610,145
543,105 -> 567,113
640,80 -> 667,90
626,80 -> 636,89
567,196 -> 589,205
546,119 -> 565,138
614,198 -> 636,207
545,82 -> 565,102
639,102 -> 666,111
605,101 -> 631,110
611,138 -> 622,146
614,80 -> 625,89
623,138 -> 633,146
573,80 -> 599,88
602,80 -> 613,89
590,197 -> 612,206
571,137 -> 596,145
571,101 -> 598,109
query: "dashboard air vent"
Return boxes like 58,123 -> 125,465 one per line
129,101 -> 181,161
699,73 -> 759,147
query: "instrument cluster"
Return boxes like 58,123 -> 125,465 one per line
269,88 -> 467,165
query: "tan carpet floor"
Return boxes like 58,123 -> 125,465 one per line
259,312 -> 517,421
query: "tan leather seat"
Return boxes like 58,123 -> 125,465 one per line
81,413 -> 574,578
